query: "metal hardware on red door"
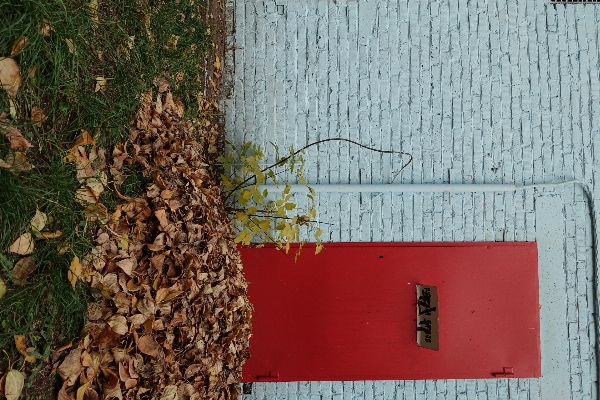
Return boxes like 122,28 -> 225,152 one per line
492,367 -> 515,378
256,371 -> 279,381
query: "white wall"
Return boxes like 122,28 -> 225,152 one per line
223,0 -> 600,398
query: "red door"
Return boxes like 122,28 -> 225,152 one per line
239,242 -> 541,382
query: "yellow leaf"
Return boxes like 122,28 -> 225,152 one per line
234,229 -> 247,244
241,190 -> 252,201
13,334 -> 35,363
285,202 -> 296,210
88,0 -> 99,26
116,234 -> 129,250
68,256 -> 81,290
0,278 -> 6,299
65,38 -> 77,55
235,212 -> 248,224
8,233 -> 34,255
94,76 -> 107,92
4,370 -> 24,400
315,242 -> 324,255
0,57 -> 22,98
30,209 -> 47,233
259,219 -> 270,232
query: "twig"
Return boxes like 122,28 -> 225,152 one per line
223,138 -> 413,201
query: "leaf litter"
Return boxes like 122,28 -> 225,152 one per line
50,81 -> 252,399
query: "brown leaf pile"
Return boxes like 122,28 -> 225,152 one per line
54,83 -> 252,399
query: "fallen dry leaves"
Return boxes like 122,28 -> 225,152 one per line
0,113 -> 35,173
52,81 -> 251,399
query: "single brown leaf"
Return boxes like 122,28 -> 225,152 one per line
184,364 -> 203,379
8,233 -> 34,255
154,287 -> 169,303
10,37 -> 29,55
86,177 -> 104,199
107,315 -> 128,335
30,106 -> 47,127
129,314 -> 147,326
137,335 -> 159,357
54,340 -> 73,353
75,186 -> 97,205
57,382 -> 72,400
154,209 -> 169,228
39,230 -> 62,239
136,298 -> 155,317
102,368 -> 120,391
70,130 -> 97,151
115,258 -> 135,276
12,256 -> 35,286
76,381 -> 91,400
1,124 -> 32,149
0,58 -> 22,97
0,152 -> 33,172
4,370 -> 24,400
58,348 -> 82,386
124,378 -> 137,390
117,362 -> 129,382
146,233 -> 165,251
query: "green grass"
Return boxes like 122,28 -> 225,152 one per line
0,0 -> 211,384
0,156 -> 93,368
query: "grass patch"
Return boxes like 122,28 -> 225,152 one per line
0,0 -> 211,383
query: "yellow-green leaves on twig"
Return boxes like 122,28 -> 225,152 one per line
220,141 -> 323,260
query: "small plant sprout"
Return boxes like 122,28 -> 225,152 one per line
219,141 -> 323,260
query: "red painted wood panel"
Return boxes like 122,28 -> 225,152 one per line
239,242 -> 541,382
